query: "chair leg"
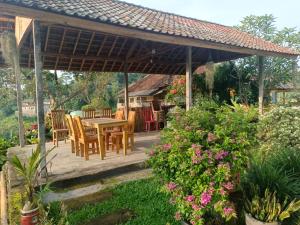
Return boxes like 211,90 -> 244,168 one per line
130,135 -> 134,150
71,140 -> 75,153
80,143 -> 84,157
75,141 -> 80,156
84,144 -> 89,160
116,136 -> 120,154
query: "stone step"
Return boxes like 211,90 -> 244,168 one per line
43,168 -> 152,204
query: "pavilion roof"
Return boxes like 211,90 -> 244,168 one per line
1,0 -> 298,56
0,0 -> 298,74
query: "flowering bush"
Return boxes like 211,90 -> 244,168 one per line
165,77 -> 186,106
257,106 -> 300,154
148,98 -> 258,224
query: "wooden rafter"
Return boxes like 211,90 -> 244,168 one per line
55,28 -> 66,70
44,26 -> 50,52
89,35 -> 108,71
111,38 -> 127,71
85,32 -> 95,55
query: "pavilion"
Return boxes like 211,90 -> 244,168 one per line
0,0 -> 299,172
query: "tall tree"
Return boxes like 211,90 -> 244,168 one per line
236,14 -> 300,107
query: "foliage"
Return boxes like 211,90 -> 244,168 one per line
245,186 -> 300,223
9,191 -> 25,225
148,98 -> 258,225
66,178 -> 180,225
165,77 -> 186,106
10,144 -> 53,210
257,106 -> 300,154
241,159 -> 300,223
0,137 -> 16,170
236,14 -> 300,100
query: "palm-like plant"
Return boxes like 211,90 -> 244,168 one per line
11,144 -> 54,210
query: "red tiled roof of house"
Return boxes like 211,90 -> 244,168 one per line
128,74 -> 174,93
1,0 -> 298,56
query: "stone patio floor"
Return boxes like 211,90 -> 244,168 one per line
7,131 -> 160,188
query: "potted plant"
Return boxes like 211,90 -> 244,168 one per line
11,144 -> 52,225
242,161 -> 300,225
244,186 -> 300,225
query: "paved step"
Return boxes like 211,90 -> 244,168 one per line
43,168 -> 152,204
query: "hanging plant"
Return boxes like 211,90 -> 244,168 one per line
205,62 -> 215,97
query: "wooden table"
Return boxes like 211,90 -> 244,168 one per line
82,118 -> 128,160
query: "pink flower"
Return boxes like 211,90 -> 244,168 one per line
223,182 -> 234,191
195,149 -> 202,156
148,150 -> 155,156
166,182 -> 177,191
224,207 -> 235,216
186,195 -> 195,202
174,211 -> 181,221
163,143 -> 172,151
207,132 -> 217,142
215,150 -> 229,160
219,187 -> 226,196
200,191 -> 212,206
192,155 -> 201,164
192,204 -> 201,211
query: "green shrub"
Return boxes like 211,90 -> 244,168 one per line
148,99 -> 258,225
0,137 -> 16,170
257,106 -> 300,154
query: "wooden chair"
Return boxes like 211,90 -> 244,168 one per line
65,114 -> 79,155
101,108 -> 112,118
111,111 -> 136,153
105,110 -> 124,150
143,107 -> 158,131
82,109 -> 95,119
73,116 -> 102,160
151,101 -> 165,129
50,110 -> 69,146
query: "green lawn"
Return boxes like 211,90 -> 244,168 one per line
63,178 -> 181,225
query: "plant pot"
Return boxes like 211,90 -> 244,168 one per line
245,213 -> 279,225
20,207 -> 39,225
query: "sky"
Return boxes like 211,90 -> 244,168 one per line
124,0 -> 300,30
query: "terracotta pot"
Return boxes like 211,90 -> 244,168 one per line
20,207 -> 39,225
245,213 -> 279,225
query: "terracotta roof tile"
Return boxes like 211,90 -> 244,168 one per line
1,0 -> 298,56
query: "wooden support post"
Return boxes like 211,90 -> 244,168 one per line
33,20 -> 46,176
124,62 -> 129,120
186,46 -> 192,111
258,56 -> 265,115
14,45 -> 25,147
292,59 -> 298,88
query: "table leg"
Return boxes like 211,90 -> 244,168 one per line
123,126 -> 128,156
97,125 -> 105,160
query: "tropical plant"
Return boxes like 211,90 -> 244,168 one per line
245,185 -> 300,223
10,143 -> 54,210
148,98 -> 258,225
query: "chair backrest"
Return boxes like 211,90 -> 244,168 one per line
82,109 -> 95,119
128,111 -> 136,133
101,108 -> 112,118
50,110 -> 67,130
143,107 -> 154,122
115,110 -> 124,120
73,116 -> 86,141
65,115 -> 77,138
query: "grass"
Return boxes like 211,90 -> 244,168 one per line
60,178 -> 180,225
